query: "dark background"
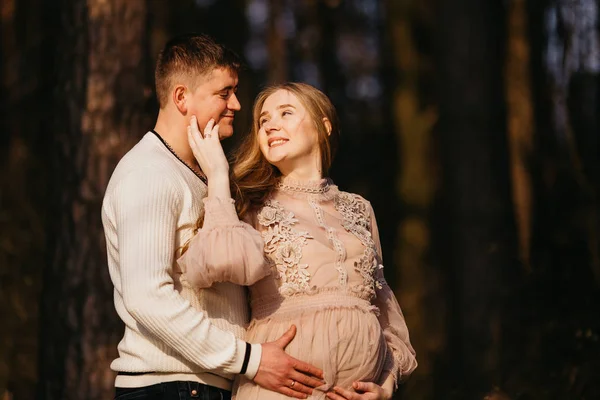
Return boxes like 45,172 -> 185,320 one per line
1,0 -> 599,399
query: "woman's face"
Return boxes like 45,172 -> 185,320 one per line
257,89 -> 321,174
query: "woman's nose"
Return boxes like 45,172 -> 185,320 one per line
264,119 -> 280,132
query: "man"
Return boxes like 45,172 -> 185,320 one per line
102,33 -> 323,400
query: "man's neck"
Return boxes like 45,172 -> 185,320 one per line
154,114 -> 198,168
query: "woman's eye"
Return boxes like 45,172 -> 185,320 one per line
259,119 -> 267,126
282,110 -> 291,116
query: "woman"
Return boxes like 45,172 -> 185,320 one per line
180,83 -> 417,400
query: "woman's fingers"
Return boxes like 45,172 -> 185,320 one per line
189,116 -> 201,140
187,116 -> 230,180
205,122 -> 219,139
187,126 -> 200,155
188,116 -> 213,155
326,392 -> 347,400
325,386 -> 364,400
198,116 -> 214,138
189,116 -> 215,139
204,118 -> 215,136
326,384 -> 386,400
353,382 -> 380,393
210,123 -> 220,140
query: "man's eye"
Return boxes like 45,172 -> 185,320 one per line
219,93 -> 228,99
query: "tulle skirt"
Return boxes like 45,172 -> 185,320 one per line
234,292 -> 388,400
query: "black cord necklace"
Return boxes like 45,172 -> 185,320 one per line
151,129 -> 207,185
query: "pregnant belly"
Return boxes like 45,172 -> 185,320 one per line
247,295 -> 387,391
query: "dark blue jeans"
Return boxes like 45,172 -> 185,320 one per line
114,381 -> 231,400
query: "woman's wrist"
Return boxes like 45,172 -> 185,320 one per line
381,375 -> 395,400
207,174 -> 231,199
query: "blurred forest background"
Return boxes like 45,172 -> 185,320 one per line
1,0 -> 599,399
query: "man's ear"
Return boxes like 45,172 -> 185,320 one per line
173,85 -> 187,114
322,117 -> 332,136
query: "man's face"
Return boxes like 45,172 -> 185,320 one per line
186,67 -> 240,139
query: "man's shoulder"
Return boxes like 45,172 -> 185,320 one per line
114,133 -> 171,171
111,133 -> 185,180
104,134 -> 183,197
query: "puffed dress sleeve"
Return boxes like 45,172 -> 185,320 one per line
368,203 -> 418,387
177,197 -> 270,289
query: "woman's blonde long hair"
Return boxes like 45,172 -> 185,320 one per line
232,82 -> 340,220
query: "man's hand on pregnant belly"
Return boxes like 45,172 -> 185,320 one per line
253,325 -> 325,399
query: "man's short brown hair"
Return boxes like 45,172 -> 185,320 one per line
155,33 -> 241,108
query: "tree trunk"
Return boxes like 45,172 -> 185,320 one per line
505,0 -> 534,270
37,0 -> 152,399
1,0 -> 51,398
520,0 -> 600,397
267,0 -> 288,84
433,0 -> 518,396
385,0 -> 440,398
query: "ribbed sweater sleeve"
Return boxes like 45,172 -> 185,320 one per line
113,168 -> 261,378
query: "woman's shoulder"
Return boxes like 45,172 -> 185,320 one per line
332,188 -> 373,213
335,189 -> 369,203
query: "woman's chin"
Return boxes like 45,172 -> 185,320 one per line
264,151 -> 287,165
268,158 -> 292,173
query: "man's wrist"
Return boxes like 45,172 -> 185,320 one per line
241,343 -> 262,380
240,342 -> 252,375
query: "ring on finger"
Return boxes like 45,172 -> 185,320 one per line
204,133 -> 212,138
290,380 -> 296,388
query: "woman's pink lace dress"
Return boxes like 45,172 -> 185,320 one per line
234,177 -> 417,399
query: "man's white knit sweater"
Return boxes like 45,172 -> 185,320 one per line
101,132 -> 261,390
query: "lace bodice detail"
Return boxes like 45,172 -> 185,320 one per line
258,200 -> 313,295
254,176 -> 383,299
